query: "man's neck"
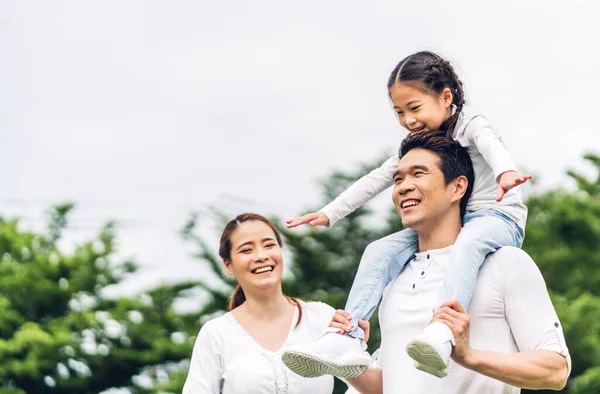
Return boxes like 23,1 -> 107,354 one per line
417,212 -> 462,252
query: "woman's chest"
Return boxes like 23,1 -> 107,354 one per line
239,320 -> 292,353
220,343 -> 333,394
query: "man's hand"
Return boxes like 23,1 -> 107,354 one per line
431,300 -> 473,367
285,212 -> 330,228
433,301 -> 569,390
496,171 -> 532,202
329,309 -> 370,342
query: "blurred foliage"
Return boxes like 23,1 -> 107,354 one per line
0,204 -> 202,393
1,153 -> 598,393
521,153 -> 600,394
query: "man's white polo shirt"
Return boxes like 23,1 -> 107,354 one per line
378,246 -> 571,394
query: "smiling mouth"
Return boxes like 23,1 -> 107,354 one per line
252,266 -> 274,274
401,199 -> 421,209
411,126 -> 426,133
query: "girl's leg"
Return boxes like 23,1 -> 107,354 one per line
345,228 -> 418,340
280,230 -> 419,380
436,209 -> 523,308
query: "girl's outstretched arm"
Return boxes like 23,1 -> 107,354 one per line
459,115 -> 532,201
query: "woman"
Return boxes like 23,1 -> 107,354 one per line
182,213 -> 336,393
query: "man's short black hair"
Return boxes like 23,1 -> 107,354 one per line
399,130 -> 475,218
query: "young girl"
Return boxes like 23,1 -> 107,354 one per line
281,51 -> 530,379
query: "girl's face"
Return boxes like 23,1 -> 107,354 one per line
389,83 -> 453,134
223,220 -> 283,292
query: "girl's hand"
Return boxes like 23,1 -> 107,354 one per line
285,212 -> 330,228
496,171 -> 532,202
328,310 -> 371,343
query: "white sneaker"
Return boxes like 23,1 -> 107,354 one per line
282,328 -> 371,379
406,322 -> 455,378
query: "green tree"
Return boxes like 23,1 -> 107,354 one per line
0,204 -> 201,394
522,153 -> 600,394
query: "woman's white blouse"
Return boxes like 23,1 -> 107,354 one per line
183,301 -> 336,394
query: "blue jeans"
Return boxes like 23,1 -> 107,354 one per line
344,208 -> 524,340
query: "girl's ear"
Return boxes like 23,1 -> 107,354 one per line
223,260 -> 234,275
441,87 -> 453,108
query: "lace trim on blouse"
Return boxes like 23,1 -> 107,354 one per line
225,307 -> 299,394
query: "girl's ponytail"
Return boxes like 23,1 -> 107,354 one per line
434,58 -> 466,139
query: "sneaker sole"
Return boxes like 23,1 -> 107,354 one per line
406,338 -> 448,377
281,350 -> 369,379
414,361 -> 448,378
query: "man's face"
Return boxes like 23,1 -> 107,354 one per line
392,148 -> 458,232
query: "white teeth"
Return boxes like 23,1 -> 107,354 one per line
254,266 -> 274,274
402,200 -> 420,208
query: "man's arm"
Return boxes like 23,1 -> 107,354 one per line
432,301 -> 568,390
463,349 -> 568,390
329,311 -> 384,394
346,368 -> 383,394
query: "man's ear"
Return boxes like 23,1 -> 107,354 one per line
223,260 -> 234,275
450,175 -> 469,204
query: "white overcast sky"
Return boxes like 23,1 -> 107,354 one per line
1,0 -> 599,295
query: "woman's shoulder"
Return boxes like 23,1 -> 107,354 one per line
298,300 -> 336,319
294,300 -> 336,336
197,312 -> 231,336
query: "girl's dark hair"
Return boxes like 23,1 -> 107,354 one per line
219,213 -> 302,326
387,51 -> 466,140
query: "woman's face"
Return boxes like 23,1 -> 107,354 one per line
224,220 -> 284,292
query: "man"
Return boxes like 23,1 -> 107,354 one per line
284,131 -> 570,393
